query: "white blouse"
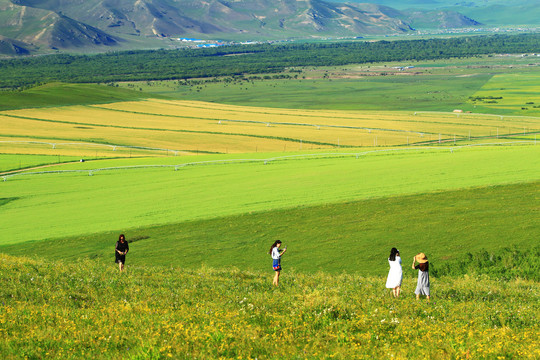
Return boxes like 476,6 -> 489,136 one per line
271,247 -> 281,260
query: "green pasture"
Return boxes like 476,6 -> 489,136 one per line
411,54 -> 538,69
308,55 -> 539,76
117,56 -> 540,113
125,70 -> 539,114
124,74 -> 491,111
1,146 -> 538,253
0,56 -> 536,116
1,50 -> 539,360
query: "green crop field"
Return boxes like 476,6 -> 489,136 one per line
140,75 -> 490,111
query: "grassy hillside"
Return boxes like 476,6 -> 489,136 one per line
1,146 -> 538,262
1,254 -> 538,359
1,181 -> 538,276
1,50 -> 539,359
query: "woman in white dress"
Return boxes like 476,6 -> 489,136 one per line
385,247 -> 402,297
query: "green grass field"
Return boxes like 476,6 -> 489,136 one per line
1,146 -> 538,257
1,180 -> 537,276
147,75 -> 490,111
120,74 -> 492,112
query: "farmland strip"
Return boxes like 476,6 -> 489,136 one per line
91,105 -> 432,136
1,114 -> 341,147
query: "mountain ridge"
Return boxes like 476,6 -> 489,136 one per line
0,0 -> 484,55
343,0 -> 539,26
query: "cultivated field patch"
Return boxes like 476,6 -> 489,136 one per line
2,99 -> 538,158
467,72 -> 540,116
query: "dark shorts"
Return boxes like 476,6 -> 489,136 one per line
273,259 -> 281,271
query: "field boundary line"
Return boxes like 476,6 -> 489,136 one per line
414,111 -> 540,122
2,141 -> 536,182
0,140 -> 191,156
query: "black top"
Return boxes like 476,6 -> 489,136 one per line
115,240 -> 129,254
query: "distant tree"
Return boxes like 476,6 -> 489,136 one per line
0,34 -> 538,89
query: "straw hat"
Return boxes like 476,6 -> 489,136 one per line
415,253 -> 428,263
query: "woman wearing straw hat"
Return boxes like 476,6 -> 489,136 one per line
385,248 -> 402,298
412,253 -> 430,300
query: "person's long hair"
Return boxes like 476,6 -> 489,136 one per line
119,234 -> 125,242
389,247 -> 399,261
269,240 -> 282,254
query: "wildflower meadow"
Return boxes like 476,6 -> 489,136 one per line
1,254 -> 538,359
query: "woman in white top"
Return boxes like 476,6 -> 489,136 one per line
269,240 -> 287,286
385,247 -> 403,298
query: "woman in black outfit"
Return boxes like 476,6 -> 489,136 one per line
115,234 -> 129,272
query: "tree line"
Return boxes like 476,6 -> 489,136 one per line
0,33 -> 538,89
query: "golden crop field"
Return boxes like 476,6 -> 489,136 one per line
2,99 -> 539,157
102,99 -> 540,134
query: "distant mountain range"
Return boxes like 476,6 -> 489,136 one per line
345,0 -> 540,27
0,0 -> 486,55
